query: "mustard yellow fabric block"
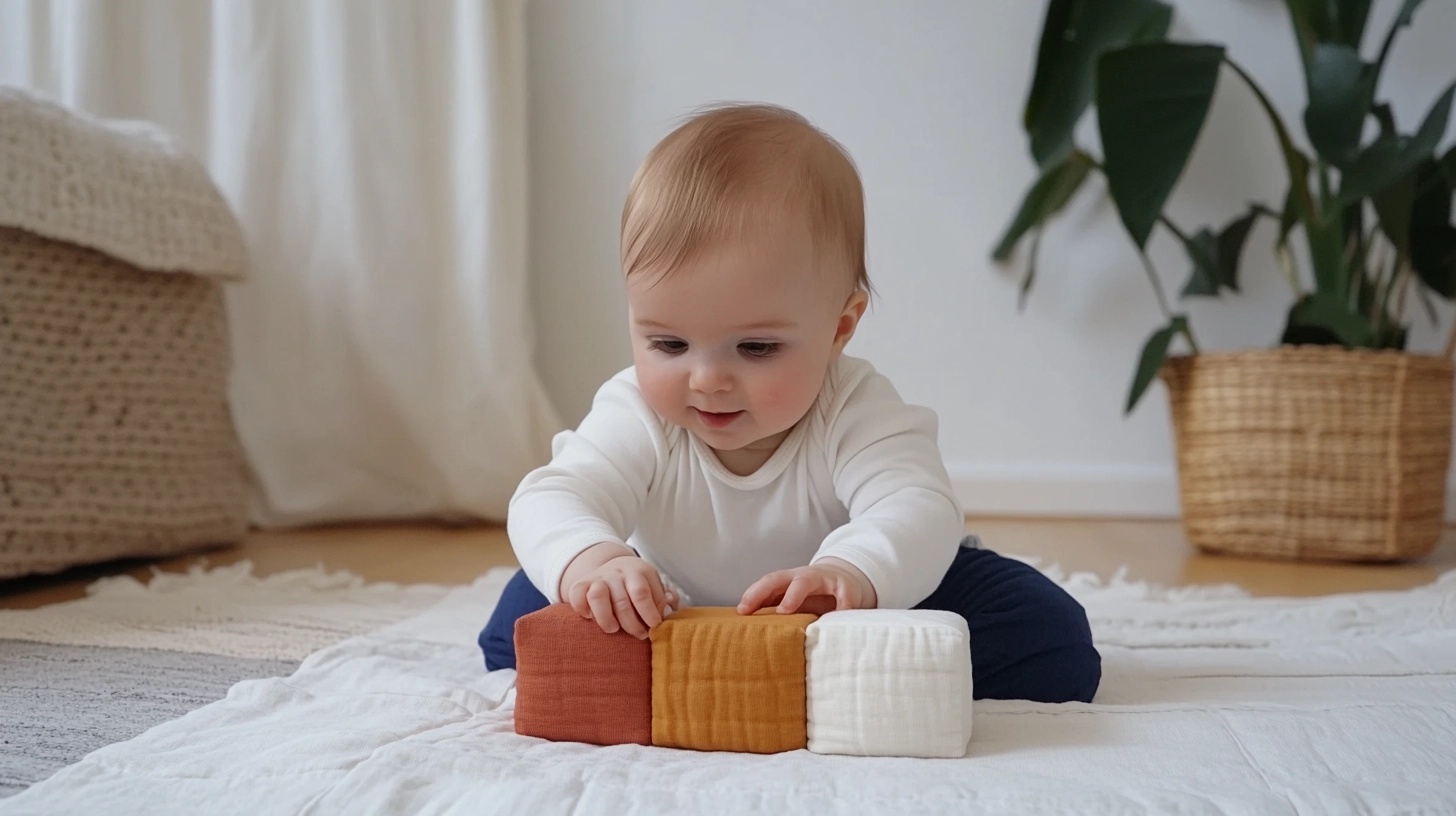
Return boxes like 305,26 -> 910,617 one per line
650,607 -> 816,754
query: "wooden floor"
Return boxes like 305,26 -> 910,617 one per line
3,518 -> 1453,610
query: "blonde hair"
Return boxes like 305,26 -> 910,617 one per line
620,103 -> 869,294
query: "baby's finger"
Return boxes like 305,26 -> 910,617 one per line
586,580 -> 619,634
833,579 -> 854,612
643,569 -> 673,617
738,572 -> 790,615
609,577 -> 649,639
777,574 -> 823,615
568,581 -> 594,619
626,571 -> 663,630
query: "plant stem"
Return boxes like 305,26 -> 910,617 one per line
1157,214 -> 1191,244
1180,322 -> 1202,355
1276,243 -> 1303,298
1345,212 -> 1367,311
1222,57 -> 1319,229
1020,227 -> 1043,312
1242,204 -> 1307,298
1137,250 -> 1174,320
1375,10 -> 1406,75
1393,259 -> 1412,333
1372,242 -> 1390,322
1136,250 -> 1199,352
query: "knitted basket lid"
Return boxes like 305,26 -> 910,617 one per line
0,86 -> 248,281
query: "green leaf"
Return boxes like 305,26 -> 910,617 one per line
1283,292 -> 1376,347
1216,209 -> 1261,292
1342,199 -> 1365,257
1409,155 -> 1456,298
991,149 -> 1095,262
1409,225 -> 1456,300
1097,43 -> 1225,248
1303,44 -> 1377,168
1177,208 -> 1262,297
1305,211 -> 1348,298
1372,163 -> 1418,257
1284,0 -> 1373,68
1179,229 -> 1221,296
1372,103 -> 1397,138
1339,81 -> 1455,204
1337,0 -> 1374,46
1416,282 -> 1441,325
1270,182 -> 1343,306
1126,315 -> 1188,414
1225,59 -> 1317,245
1018,228 -> 1045,311
1023,0 -> 1173,169
1439,144 -> 1456,187
1374,0 -> 1424,77
1278,184 -> 1301,246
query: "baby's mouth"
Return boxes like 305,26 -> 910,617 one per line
693,408 -> 744,429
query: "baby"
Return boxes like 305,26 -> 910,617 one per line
480,104 -> 1100,703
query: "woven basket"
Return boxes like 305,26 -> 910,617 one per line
0,87 -> 253,579
1161,346 -> 1453,562
0,227 -> 253,578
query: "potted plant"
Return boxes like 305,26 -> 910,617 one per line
994,0 -> 1455,562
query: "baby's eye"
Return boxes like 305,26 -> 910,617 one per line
738,342 -> 780,358
647,339 -> 687,355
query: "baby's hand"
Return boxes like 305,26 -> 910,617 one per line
565,555 -> 678,639
737,559 -> 874,616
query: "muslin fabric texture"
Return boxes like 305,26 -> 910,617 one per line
15,568 -> 1456,813
805,609 -> 973,757
512,604 -> 652,746
649,607 -> 815,754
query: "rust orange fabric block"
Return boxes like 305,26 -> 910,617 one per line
650,607 -> 816,754
513,603 -> 653,746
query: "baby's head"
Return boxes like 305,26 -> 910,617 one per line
620,103 -> 870,461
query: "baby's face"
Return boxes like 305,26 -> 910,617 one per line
626,222 -> 862,460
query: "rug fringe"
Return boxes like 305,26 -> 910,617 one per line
82,560 -> 449,600
1013,556 -> 1252,602
74,556 -> 1456,606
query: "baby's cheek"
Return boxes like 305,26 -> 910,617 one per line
636,366 -> 680,418
760,364 -> 820,418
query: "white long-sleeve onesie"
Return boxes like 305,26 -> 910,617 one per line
506,355 -> 965,610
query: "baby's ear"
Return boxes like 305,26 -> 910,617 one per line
833,289 -> 870,351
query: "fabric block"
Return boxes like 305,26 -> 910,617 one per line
804,609 -> 973,758
650,607 -> 816,753
512,603 -> 652,746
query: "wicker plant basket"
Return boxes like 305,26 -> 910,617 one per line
1161,346 -> 1453,562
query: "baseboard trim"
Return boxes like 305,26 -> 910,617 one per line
946,461 -> 1456,523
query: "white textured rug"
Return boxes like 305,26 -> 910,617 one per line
0,562 -> 448,796
4,563 -> 1456,815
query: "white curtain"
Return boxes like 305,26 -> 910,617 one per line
0,0 -> 560,526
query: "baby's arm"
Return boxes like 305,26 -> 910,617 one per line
810,370 -> 965,610
508,375 -> 670,632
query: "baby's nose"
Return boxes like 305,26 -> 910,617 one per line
689,362 -> 732,393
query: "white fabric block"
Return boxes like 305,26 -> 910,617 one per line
804,609 -> 973,758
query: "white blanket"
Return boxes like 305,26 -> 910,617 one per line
6,565 -> 1456,815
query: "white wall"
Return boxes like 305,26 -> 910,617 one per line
525,0 -> 1456,518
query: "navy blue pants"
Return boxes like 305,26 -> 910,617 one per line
478,542 -> 1101,704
